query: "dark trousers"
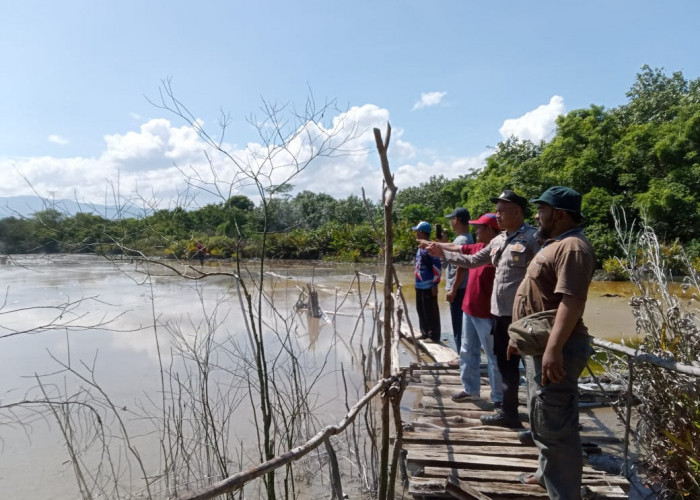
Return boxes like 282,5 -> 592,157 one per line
492,315 -> 521,418
416,287 -> 441,342
449,288 -> 466,351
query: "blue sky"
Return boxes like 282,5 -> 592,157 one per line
1,1 -> 699,210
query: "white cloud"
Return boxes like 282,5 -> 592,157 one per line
498,95 -> 565,143
393,152 -> 489,191
48,134 -> 68,145
412,91 -> 447,110
0,103 -> 491,209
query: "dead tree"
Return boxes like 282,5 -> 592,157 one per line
373,124 -> 400,499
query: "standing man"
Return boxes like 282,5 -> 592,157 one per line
195,241 -> 207,266
451,213 -> 502,406
444,208 -> 473,352
412,221 -> 442,342
424,190 -> 539,428
510,186 -> 595,498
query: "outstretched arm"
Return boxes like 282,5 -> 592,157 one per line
418,240 -> 462,253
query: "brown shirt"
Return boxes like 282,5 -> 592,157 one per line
513,228 -> 595,330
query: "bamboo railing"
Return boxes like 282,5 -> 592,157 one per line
178,124 -> 407,500
589,336 -> 700,477
178,373 -> 405,500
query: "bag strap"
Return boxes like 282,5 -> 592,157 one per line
493,225 -> 525,265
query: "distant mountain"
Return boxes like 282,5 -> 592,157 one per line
0,196 -> 149,219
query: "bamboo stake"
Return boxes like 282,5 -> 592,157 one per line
324,436 -> 343,500
178,377 -> 396,500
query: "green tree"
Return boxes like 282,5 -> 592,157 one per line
395,175 -> 452,222
463,138 -> 543,219
539,106 -> 621,194
61,212 -> 113,253
334,194 -> 376,225
289,190 -> 337,229
634,180 -> 699,241
0,217 -> 37,253
621,65 -> 690,124
225,195 -> 255,211
32,209 -> 65,253
400,204 -> 434,226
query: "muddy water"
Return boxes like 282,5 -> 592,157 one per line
0,255 -> 643,498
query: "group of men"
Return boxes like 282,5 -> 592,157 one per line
411,186 -> 596,500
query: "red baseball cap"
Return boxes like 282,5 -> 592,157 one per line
468,213 -> 500,231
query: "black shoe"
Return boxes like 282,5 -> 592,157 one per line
479,409 -> 522,429
451,390 -> 477,403
517,429 -> 535,446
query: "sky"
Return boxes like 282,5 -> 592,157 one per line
1,0 -> 699,212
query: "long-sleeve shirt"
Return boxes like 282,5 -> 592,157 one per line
443,224 -> 539,317
415,247 -> 442,290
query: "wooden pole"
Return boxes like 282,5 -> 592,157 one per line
178,378 -> 393,500
623,355 -> 634,478
591,337 -> 700,377
374,124 -> 396,500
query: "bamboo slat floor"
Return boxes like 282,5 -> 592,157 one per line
402,361 -> 630,499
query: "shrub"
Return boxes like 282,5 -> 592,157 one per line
585,223 -> 621,262
392,221 -> 419,262
206,236 -> 237,258
601,257 -> 630,281
601,216 -> 700,499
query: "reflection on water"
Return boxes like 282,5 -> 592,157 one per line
0,255 -> 414,498
0,255 -> 649,497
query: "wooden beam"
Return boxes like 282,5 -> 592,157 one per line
406,449 -> 539,471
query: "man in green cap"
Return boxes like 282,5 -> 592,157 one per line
510,186 -> 595,499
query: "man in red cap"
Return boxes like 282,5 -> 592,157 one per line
423,190 -> 539,428
439,213 -> 503,407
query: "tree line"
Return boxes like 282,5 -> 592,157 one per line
1,66 -> 698,272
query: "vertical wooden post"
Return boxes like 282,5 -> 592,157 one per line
324,436 -> 343,500
623,355 -> 635,477
374,124 -> 396,500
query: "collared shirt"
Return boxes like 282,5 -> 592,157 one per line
443,223 -> 539,316
513,228 -> 594,330
445,233 -> 472,291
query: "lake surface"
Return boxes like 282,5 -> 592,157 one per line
0,255 -> 642,498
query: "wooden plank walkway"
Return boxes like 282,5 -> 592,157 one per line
402,361 -> 630,499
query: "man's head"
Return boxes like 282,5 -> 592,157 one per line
530,186 -> 583,240
490,190 -> 527,231
445,207 -> 470,232
469,213 -> 500,244
411,220 -> 432,240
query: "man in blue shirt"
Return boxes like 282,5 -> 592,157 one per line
412,221 -> 442,342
